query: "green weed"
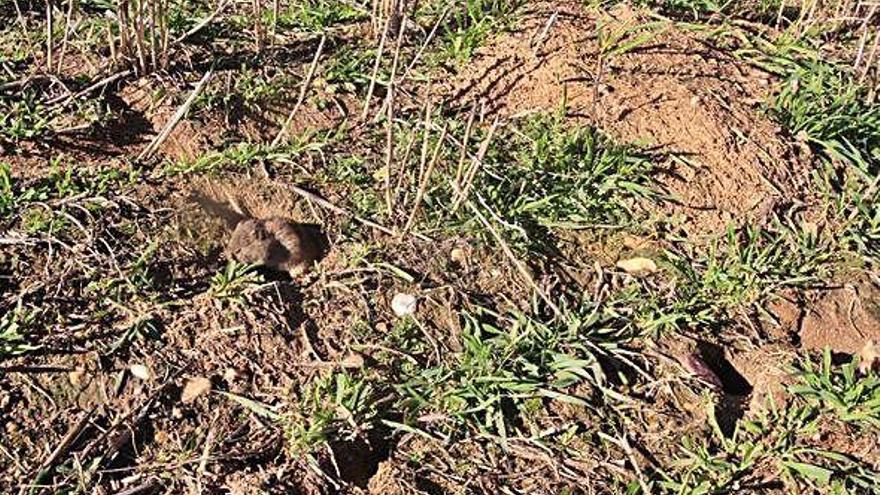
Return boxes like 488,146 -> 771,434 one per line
456,115 -> 656,252
395,300 -> 638,440
287,371 -> 381,452
0,306 -> 39,358
0,91 -> 51,141
208,261 -> 264,302
276,0 -> 367,32
789,348 -> 880,428
166,130 -> 332,175
436,0 -> 520,63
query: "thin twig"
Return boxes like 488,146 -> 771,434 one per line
400,3 -> 451,81
137,68 -> 213,162
361,12 -> 394,120
47,69 -> 133,106
282,182 -> 431,242
452,118 -> 499,212
56,0 -> 76,73
272,35 -> 326,148
22,411 -> 92,495
174,0 -> 232,44
404,123 -> 447,234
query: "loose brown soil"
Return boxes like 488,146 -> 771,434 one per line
446,2 -> 811,237
3,1 -> 880,494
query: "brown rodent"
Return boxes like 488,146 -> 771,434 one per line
193,192 -> 324,277
226,217 -> 322,276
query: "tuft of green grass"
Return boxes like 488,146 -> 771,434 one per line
789,348 -> 880,428
208,261 -> 264,302
658,396 -> 880,494
0,306 -> 39,358
275,0 -> 367,32
772,63 -> 880,158
1,161 -> 139,232
768,55 -> 880,264
286,371 -> 381,452
394,299 -> 640,441
165,130 -> 333,175
0,91 -> 52,141
452,114 -> 656,252
194,67 -> 297,115
434,0 -> 520,63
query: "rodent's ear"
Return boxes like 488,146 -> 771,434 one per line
191,192 -> 246,229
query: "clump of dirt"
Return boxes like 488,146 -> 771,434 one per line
798,280 -> 880,355
444,1 -> 810,237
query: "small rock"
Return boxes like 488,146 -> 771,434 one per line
616,257 -> 658,276
223,368 -> 239,383
391,293 -> 418,317
68,368 -> 86,387
858,340 -> 879,375
129,364 -> 152,380
450,247 -> 467,264
340,353 -> 365,369
181,376 -> 212,403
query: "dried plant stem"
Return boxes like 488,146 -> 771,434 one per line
272,35 -> 327,148
384,84 -> 395,215
361,12 -> 394,120
132,0 -> 148,73
56,0 -> 76,73
453,105 -> 477,193
253,0 -> 264,51
403,124 -> 447,234
46,0 -> 54,73
149,0 -> 158,70
283,182 -> 431,242
137,69 -> 214,162
452,119 -> 499,211
271,0 -> 280,42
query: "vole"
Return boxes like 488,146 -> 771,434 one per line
193,192 -> 323,277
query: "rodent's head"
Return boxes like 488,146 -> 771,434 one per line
226,219 -> 273,264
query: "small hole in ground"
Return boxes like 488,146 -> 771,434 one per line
696,341 -> 753,396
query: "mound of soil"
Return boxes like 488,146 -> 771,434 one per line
445,1 -> 810,237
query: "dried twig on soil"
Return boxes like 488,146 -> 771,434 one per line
137,68 -> 213,162
281,182 -> 431,242
46,69 -> 133,107
174,0 -> 232,44
464,199 -> 561,317
272,35 -> 327,148
404,124 -> 447,234
24,411 -> 92,494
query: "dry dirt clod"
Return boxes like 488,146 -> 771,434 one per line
181,376 -> 213,404
616,257 -> 658,276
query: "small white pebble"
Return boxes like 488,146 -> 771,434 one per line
129,364 -> 152,380
391,293 -> 418,317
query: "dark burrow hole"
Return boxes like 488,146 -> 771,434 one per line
328,430 -> 394,489
696,341 -> 753,396
696,341 -> 754,437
